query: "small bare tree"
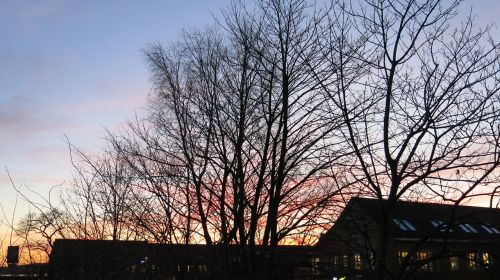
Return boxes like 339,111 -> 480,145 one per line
16,209 -> 68,261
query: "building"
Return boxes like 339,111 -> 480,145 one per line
316,197 -> 500,279
46,198 -> 500,279
0,263 -> 48,280
47,239 -> 319,280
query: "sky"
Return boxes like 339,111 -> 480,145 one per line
0,0 -> 499,226
0,0 -> 230,223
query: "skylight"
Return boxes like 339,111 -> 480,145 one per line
430,220 -> 453,232
480,224 -> 500,234
393,219 -> 417,231
458,223 -> 478,233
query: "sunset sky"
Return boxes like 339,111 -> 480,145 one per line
1,0 -> 499,225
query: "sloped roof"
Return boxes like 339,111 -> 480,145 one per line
345,197 -> 500,242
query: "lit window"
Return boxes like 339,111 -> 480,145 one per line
354,254 -> 362,270
449,256 -> 459,271
311,257 -> 321,275
417,251 -> 428,260
481,224 -> 500,234
467,253 -> 477,270
482,253 -> 491,266
398,250 -> 408,264
430,220 -> 453,232
459,223 -> 478,233
342,255 -> 349,269
417,251 -> 432,271
393,219 -> 417,231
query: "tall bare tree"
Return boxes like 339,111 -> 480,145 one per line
320,0 -> 500,278
102,1 -> 350,278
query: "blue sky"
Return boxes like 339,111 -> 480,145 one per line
0,0 -> 229,219
0,0 -> 499,222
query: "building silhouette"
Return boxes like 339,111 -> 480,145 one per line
44,198 -> 500,279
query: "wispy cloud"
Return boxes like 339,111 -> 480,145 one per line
0,93 -> 69,138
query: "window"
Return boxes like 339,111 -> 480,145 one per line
417,251 -> 432,271
430,220 -> 441,229
311,257 -> 321,275
393,219 -> 417,231
368,252 -> 375,269
354,254 -> 362,270
482,253 -> 491,266
398,250 -> 408,264
481,224 -> 500,234
333,255 -> 339,270
342,255 -> 349,269
449,256 -> 459,271
430,220 -> 453,232
459,223 -> 478,233
466,252 -> 491,269
403,219 -> 417,230
467,253 -> 477,270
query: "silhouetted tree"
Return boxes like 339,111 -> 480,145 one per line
5,1 -> 499,280
107,0 -> 349,278
319,0 -> 500,278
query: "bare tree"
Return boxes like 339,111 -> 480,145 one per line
319,0 -> 500,279
105,123 -> 197,245
64,140 -> 148,242
95,1 -> 351,278
2,171 -> 70,264
16,209 -> 68,261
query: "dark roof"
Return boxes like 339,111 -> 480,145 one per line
345,197 -> 500,242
